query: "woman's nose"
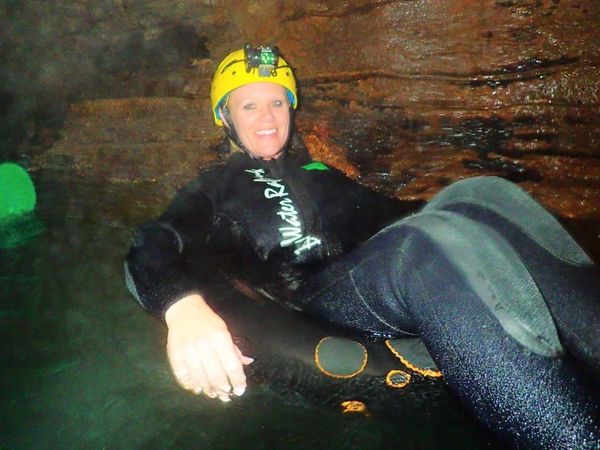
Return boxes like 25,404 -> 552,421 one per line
259,104 -> 276,121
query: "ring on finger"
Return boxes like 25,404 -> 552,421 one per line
204,389 -> 217,398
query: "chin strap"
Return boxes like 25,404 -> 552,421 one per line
220,108 -> 249,154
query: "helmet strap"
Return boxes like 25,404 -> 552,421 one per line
220,107 -> 248,154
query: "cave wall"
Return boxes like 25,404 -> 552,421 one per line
2,1 -> 599,227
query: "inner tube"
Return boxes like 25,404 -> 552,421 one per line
202,276 -> 448,416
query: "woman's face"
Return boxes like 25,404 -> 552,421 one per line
224,82 -> 291,160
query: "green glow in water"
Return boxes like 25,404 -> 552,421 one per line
0,163 -> 42,248
0,162 -> 37,218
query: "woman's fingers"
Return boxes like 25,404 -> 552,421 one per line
200,333 -> 252,400
195,338 -> 234,398
164,295 -> 253,401
183,343 -> 215,395
167,341 -> 201,393
235,345 -> 255,366
168,332 -> 251,402
218,342 -> 250,396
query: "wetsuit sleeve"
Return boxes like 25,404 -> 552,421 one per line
124,178 -> 216,320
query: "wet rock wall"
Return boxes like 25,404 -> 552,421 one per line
2,1 -> 599,254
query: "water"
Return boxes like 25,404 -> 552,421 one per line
0,171 -> 503,449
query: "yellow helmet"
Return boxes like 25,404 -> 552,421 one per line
210,45 -> 298,126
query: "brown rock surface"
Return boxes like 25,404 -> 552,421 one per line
37,97 -> 220,184
7,0 -> 596,258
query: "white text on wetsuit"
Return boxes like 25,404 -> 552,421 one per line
245,168 -> 321,255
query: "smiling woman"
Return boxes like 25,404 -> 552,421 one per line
125,45 -> 600,449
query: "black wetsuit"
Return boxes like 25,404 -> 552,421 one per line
125,151 -> 416,316
126,150 -> 600,450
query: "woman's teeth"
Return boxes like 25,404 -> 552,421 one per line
256,129 -> 276,136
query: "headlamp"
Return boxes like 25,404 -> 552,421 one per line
244,44 -> 280,77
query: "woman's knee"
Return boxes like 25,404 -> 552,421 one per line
425,176 -> 593,266
425,176 -> 525,213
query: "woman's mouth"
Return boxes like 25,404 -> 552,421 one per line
256,128 -> 277,136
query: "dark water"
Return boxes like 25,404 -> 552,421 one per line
0,172 -> 504,449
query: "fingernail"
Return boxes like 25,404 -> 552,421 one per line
220,385 -> 231,393
192,387 -> 202,395
219,394 -> 231,403
233,386 -> 246,396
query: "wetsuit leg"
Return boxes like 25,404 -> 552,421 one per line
394,222 -> 600,450
424,176 -> 600,378
296,185 -> 600,449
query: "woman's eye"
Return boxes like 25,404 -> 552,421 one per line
243,103 -> 256,111
273,100 -> 283,107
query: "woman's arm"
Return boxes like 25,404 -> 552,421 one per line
125,179 -> 216,317
125,177 -> 252,401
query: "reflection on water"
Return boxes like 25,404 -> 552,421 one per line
0,173 -> 503,449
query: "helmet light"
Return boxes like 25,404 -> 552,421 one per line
244,44 -> 280,77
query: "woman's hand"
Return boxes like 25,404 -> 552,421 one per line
164,294 -> 253,402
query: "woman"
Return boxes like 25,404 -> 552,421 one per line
126,45 -> 600,449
